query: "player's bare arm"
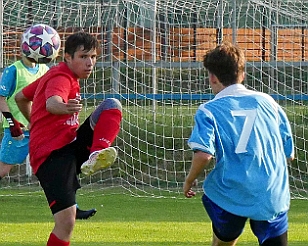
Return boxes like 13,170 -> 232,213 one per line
0,96 -> 11,112
15,91 -> 31,122
183,151 -> 212,198
46,95 -> 82,115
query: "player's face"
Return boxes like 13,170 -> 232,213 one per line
22,56 -> 36,68
65,46 -> 97,79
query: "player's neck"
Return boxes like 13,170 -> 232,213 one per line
21,57 -> 36,68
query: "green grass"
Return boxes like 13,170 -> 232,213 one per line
0,189 -> 307,245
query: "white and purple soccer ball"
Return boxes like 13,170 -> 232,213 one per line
21,24 -> 61,63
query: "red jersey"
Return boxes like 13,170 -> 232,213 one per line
22,62 -> 80,174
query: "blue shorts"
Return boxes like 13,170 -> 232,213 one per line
202,194 -> 288,244
0,128 -> 29,164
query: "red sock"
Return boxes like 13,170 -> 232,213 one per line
47,233 -> 70,246
90,109 -> 122,153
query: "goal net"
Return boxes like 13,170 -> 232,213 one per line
1,0 -> 308,199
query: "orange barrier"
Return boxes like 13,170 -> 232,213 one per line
3,27 -> 308,62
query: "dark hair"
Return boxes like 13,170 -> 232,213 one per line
203,41 -> 245,86
64,32 -> 99,57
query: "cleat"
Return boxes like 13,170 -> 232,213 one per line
76,207 -> 97,220
81,147 -> 117,176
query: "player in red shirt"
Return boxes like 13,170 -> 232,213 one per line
15,32 -> 122,246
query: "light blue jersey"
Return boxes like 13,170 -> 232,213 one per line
188,84 -> 294,221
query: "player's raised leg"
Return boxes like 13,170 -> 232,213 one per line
81,147 -> 117,176
81,98 -> 122,176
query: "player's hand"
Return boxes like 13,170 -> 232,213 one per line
9,119 -> 25,140
183,179 -> 197,198
2,112 -> 25,140
66,99 -> 82,114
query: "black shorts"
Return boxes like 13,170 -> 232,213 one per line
36,117 -> 93,214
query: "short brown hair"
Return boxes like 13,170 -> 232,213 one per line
203,42 -> 245,86
65,32 -> 99,57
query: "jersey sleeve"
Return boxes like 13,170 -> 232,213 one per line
188,104 -> 216,155
0,65 -> 17,97
22,78 -> 40,101
45,75 -> 73,102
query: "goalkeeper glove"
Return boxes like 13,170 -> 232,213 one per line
2,112 -> 25,140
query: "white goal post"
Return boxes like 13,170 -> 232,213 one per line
1,0 -> 307,199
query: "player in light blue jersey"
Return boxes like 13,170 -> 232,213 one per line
183,42 -> 294,246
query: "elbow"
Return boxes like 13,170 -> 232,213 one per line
15,91 -> 28,106
287,156 -> 295,163
15,91 -> 22,103
46,100 -> 60,114
194,150 -> 213,165
46,96 -> 65,114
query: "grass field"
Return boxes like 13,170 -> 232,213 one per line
0,188 -> 307,246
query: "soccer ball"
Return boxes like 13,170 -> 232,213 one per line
21,24 -> 61,64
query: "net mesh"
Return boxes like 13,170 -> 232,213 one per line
1,0 -> 307,199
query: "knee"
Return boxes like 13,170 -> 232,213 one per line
90,98 -> 122,128
53,216 -> 75,240
101,98 -> 122,111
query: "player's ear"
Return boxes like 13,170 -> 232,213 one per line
64,52 -> 72,63
239,71 -> 245,83
209,72 -> 218,84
